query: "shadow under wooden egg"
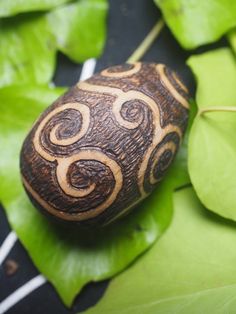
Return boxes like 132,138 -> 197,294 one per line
37,197 -> 154,252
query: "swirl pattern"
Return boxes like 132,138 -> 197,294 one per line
31,103 -> 123,220
23,149 -> 122,221
78,81 -> 182,198
149,141 -> 176,185
101,62 -> 141,78
34,102 -> 90,159
20,62 -> 189,226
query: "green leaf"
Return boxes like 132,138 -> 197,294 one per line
228,28 -> 236,54
188,48 -> 236,108
0,14 -> 56,88
154,0 -> 236,49
48,0 -> 108,62
0,1 -> 108,87
171,99 -> 197,187
0,0 -> 71,17
0,85 -> 189,306
85,187 -> 236,314
188,48 -> 236,221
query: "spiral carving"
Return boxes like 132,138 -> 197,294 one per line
78,81 -> 182,198
20,62 -> 189,226
34,103 -> 90,159
149,141 -> 176,185
101,62 -> 141,78
30,101 -> 123,220
156,64 -> 189,109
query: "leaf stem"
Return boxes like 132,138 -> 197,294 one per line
127,19 -> 164,63
198,106 -> 236,117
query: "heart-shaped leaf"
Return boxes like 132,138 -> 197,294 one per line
154,0 -> 236,49
188,48 -> 236,221
0,0 -> 108,87
0,0 -> 71,17
0,85 -> 190,306
48,0 -> 108,63
228,28 -> 236,53
85,187 -> 236,313
0,14 -> 56,88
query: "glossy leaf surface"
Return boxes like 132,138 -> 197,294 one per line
154,0 -> 236,49
188,48 -> 236,221
85,187 -> 236,313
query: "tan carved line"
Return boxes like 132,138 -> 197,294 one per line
108,132 -> 181,224
50,104 -> 90,146
82,69 -> 183,223
101,62 -> 142,78
156,64 -> 189,109
77,81 -> 182,199
33,102 -> 90,163
56,150 -> 122,199
33,100 -> 123,212
106,141 -> 177,225
138,122 -> 182,198
149,141 -> 176,185
78,82 -> 158,130
22,149 -> 123,221
172,72 -> 189,93
56,154 -> 96,198
78,82 -> 162,196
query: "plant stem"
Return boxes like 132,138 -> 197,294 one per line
127,19 -> 164,63
198,106 -> 236,117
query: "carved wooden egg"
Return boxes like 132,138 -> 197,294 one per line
20,62 -> 189,227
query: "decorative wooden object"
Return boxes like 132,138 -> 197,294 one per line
20,62 -> 189,227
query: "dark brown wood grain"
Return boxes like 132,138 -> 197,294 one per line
20,62 -> 189,227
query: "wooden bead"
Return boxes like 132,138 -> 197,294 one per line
20,62 -> 189,227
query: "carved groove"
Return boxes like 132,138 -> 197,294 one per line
20,62 -> 189,226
